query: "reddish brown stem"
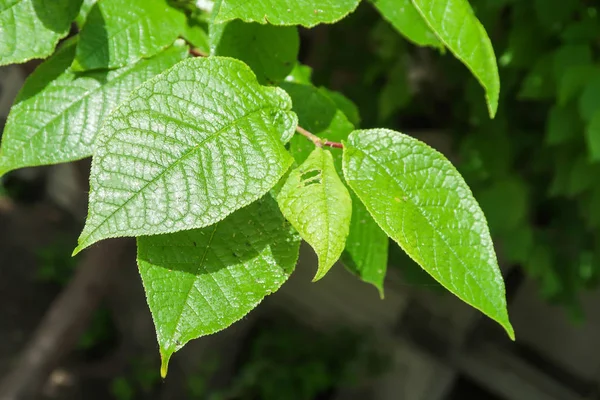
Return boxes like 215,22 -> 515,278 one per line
295,126 -> 343,149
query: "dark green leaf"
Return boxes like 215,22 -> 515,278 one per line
138,196 -> 300,376
214,20 -> 299,85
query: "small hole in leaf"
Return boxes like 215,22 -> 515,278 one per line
301,169 -> 322,186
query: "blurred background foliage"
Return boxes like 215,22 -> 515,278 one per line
304,0 -> 600,319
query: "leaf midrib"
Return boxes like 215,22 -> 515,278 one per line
351,143 -> 503,317
80,105 -> 282,245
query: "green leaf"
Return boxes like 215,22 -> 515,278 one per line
214,20 -> 299,85
579,74 -> 600,122
213,0 -> 360,27
372,0 -> 443,49
342,129 -> 514,338
73,0 -> 186,70
138,196 -> 300,376
0,41 -> 189,177
319,87 -> 361,127
558,65 -> 599,107
281,83 -> 354,166
519,53 -> 555,100
75,57 -> 296,253
75,0 -> 96,28
0,0 -> 82,65
552,45 -> 592,83
477,177 -> 528,235
586,111 -> 600,162
276,147 -> 352,281
181,13 -> 210,54
342,196 -> 388,297
410,0 -> 500,117
285,63 -> 313,85
545,105 -> 579,146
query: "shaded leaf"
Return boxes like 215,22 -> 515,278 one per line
281,82 -> 354,166
586,111 -> 600,162
214,20 -> 299,85
342,195 -> 388,297
73,0 -> 186,70
343,129 -> 513,338
0,0 -> 82,65
545,105 -> 579,146
138,196 -> 300,376
75,57 -> 296,253
277,147 -> 352,281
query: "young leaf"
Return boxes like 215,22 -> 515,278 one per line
138,196 -> 300,377
277,147 -> 352,281
372,0 -> 443,49
342,129 -> 514,338
213,0 -> 361,27
410,0 -> 500,117
0,0 -> 82,65
0,41 -> 189,176
213,20 -> 299,85
72,0 -> 186,70
75,57 -> 296,254
342,196 -> 389,297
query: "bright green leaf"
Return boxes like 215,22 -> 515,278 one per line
75,57 -> 296,253
0,41 -> 189,176
213,0 -> 361,27
410,0 -> 500,117
0,0 -> 82,65
277,147 -> 352,281
214,20 -> 299,84
138,196 -> 300,376
372,0 -> 443,48
73,0 -> 186,70
285,63 -> 313,85
343,129 -> 514,338
342,196 -> 388,297
586,111 -> 600,162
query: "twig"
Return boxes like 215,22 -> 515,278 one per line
295,126 -> 343,149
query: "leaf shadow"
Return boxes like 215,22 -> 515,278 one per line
139,196 -> 297,279
32,0 -> 83,33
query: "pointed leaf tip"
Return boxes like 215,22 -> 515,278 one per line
343,129 -> 512,336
